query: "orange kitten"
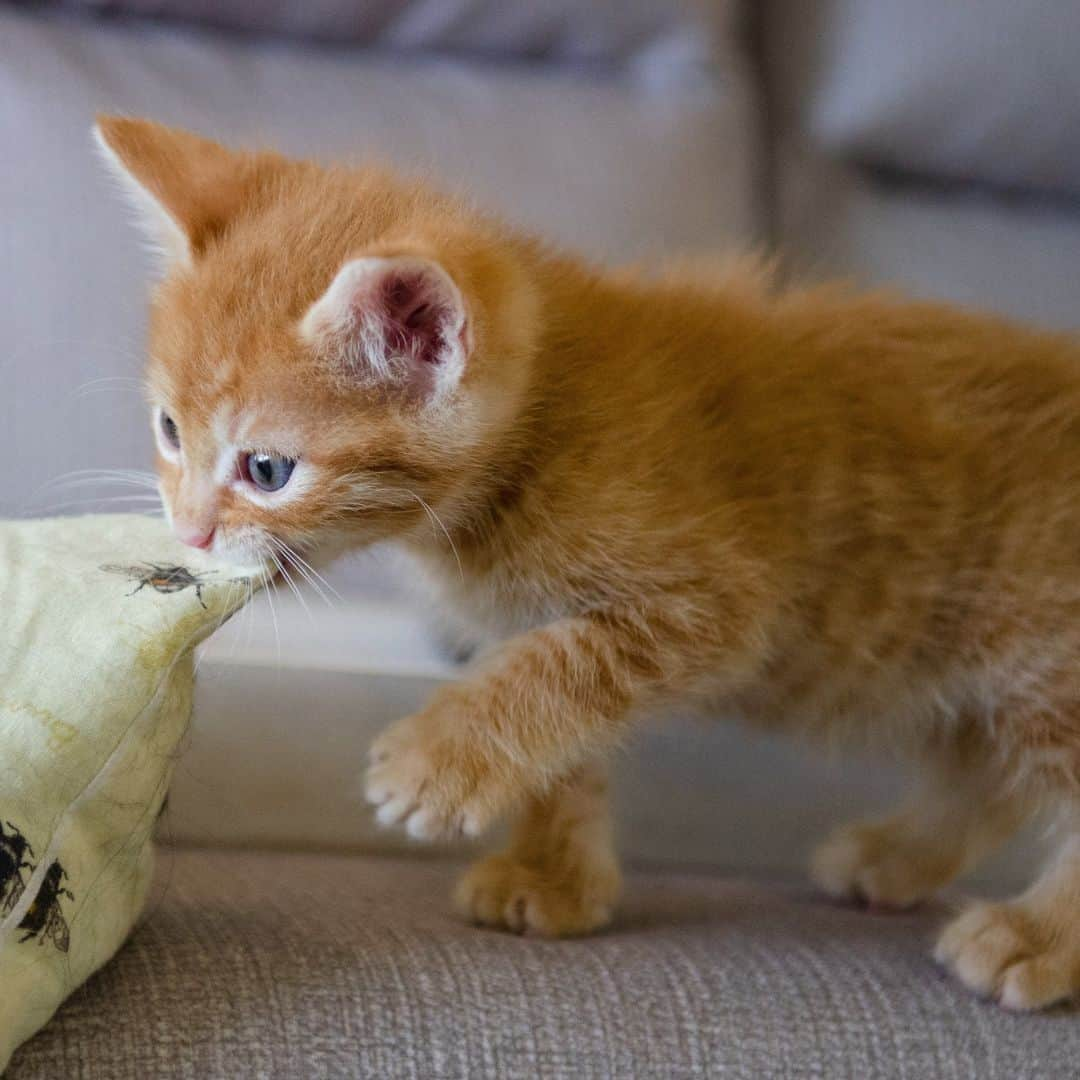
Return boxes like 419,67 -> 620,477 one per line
97,116 -> 1080,1010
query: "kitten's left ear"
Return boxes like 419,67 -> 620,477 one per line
93,115 -> 250,268
300,256 -> 470,405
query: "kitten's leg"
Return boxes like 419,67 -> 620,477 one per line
812,760 -> 1025,909
365,607 -> 747,840
936,823 -> 1080,1010
454,760 -> 621,937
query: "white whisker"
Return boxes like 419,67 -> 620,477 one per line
44,476 -> 160,493
267,535 -> 339,608
36,469 -> 160,499
72,375 -> 145,401
261,565 -> 282,672
194,575 -> 243,679
403,488 -> 464,582
30,494 -> 164,515
268,546 -> 314,625
242,576 -> 256,653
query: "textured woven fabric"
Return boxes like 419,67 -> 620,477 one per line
9,850 -> 1079,1078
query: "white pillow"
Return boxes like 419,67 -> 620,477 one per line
0,514 -> 257,1070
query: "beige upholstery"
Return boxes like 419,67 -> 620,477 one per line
9,851 -> 1080,1078
760,0 -> 1080,334
772,138 -> 1080,332
762,0 -> 1080,199
58,0 -> 726,65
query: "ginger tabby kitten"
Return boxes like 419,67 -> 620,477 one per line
96,116 -> 1080,1011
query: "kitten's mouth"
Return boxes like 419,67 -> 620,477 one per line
176,522 -> 314,586
219,552 -> 276,581
202,529 -> 276,578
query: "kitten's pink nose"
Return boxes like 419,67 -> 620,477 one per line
176,524 -> 215,550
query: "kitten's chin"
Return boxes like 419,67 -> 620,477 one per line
214,550 -> 273,580
228,556 -> 274,581
207,536 -> 274,578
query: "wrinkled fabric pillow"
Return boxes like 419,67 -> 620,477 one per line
0,514 -> 258,1071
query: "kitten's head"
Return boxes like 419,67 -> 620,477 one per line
94,116 -> 539,571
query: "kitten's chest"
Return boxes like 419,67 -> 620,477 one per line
409,547 -> 572,641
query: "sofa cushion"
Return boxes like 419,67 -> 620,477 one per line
772,136 -> 1080,333
9,850 -> 1079,1078
764,0 -> 1080,199
54,0 -> 729,67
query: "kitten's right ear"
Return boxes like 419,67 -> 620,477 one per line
93,115 -> 246,268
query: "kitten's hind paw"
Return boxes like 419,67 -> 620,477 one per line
811,820 -> 959,910
935,901 -> 1080,1011
455,853 -> 620,938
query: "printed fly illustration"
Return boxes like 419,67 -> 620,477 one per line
101,562 -> 218,608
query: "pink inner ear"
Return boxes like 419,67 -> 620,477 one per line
380,272 -> 447,367
305,255 -> 468,401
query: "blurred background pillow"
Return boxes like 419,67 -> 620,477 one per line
771,0 -> 1080,199
52,0 -> 725,66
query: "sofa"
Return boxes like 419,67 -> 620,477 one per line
3,1 -> 1079,1074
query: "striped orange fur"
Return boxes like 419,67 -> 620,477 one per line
97,116 -> 1080,1009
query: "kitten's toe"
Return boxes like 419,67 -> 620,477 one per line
935,901 -> 1080,1010
811,821 -> 956,909
454,853 -> 619,938
365,714 -> 511,840
364,720 -> 452,837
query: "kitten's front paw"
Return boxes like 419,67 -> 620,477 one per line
935,901 -> 1080,1011
364,711 -> 511,841
811,820 -> 958,909
455,852 -> 620,937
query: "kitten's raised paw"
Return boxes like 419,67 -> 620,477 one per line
811,820 -> 958,909
364,712 -> 510,841
455,853 -> 619,938
935,901 -> 1080,1011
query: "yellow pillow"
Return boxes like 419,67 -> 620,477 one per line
0,515 -> 258,1070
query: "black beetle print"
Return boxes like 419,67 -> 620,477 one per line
19,861 -> 74,953
101,562 -> 218,609
1,822 -> 73,953
0,820 -> 33,917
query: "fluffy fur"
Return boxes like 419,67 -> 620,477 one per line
97,116 -> 1080,1010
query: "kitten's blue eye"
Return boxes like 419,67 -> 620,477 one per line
241,452 -> 296,493
159,411 -> 180,450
